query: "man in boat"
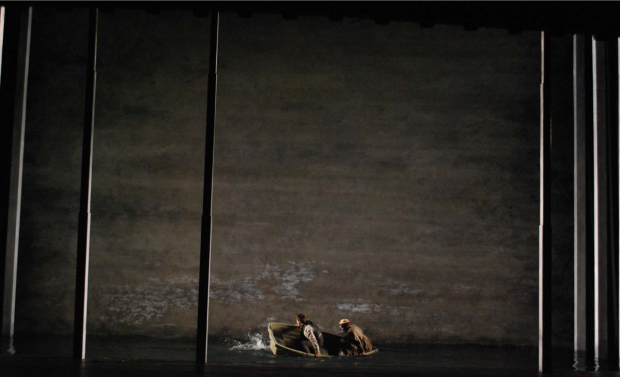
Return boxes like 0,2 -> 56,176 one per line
295,313 -> 324,357
338,319 -> 373,355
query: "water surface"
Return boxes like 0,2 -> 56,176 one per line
2,333 -> 577,373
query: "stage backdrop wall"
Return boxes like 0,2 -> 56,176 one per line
14,8 -> 574,347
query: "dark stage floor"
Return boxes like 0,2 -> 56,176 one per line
0,335 -> 610,376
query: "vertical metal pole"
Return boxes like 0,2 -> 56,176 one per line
594,35 -> 610,365
575,33 -> 586,354
587,34 -> 598,367
0,5 -> 31,343
575,33 -> 596,367
73,7 -> 98,360
0,4 -> 6,345
0,7 -> 4,78
539,30 -> 552,373
196,10 -> 219,365
617,36 -> 620,367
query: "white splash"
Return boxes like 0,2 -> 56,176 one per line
230,332 -> 269,351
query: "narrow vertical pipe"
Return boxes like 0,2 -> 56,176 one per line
3,5 -> 31,342
586,34 -> 597,368
575,33 -> 596,367
196,10 -> 219,365
0,5 -> 31,343
0,7 -> 4,74
617,36 -> 620,368
594,35 -> 610,365
539,30 -> 552,373
575,33 -> 587,354
604,36 -> 619,370
0,4 -> 6,345
73,7 -> 98,360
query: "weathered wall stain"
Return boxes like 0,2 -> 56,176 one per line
209,261 -> 317,303
210,276 -> 265,303
96,280 -> 198,324
379,281 -> 422,296
258,261 -> 317,300
336,302 -> 383,314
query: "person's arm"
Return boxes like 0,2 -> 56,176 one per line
303,326 -> 321,356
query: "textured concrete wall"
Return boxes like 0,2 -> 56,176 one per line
85,9 -> 209,340
210,14 -> 542,346
549,35 -> 575,350
14,8 -> 87,335
13,8 -> 574,347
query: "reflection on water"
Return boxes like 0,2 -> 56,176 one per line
1,334 -> 582,373
6,337 -> 16,355
573,350 -> 597,371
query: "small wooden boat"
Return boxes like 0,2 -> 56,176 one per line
268,322 -> 379,357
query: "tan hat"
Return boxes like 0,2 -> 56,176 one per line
339,319 -> 351,325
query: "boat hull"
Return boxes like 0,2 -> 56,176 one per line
268,322 -> 379,357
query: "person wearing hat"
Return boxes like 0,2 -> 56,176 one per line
338,319 -> 373,355
296,313 -> 324,357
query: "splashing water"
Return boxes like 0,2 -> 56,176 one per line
6,337 -> 16,355
230,332 -> 269,351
